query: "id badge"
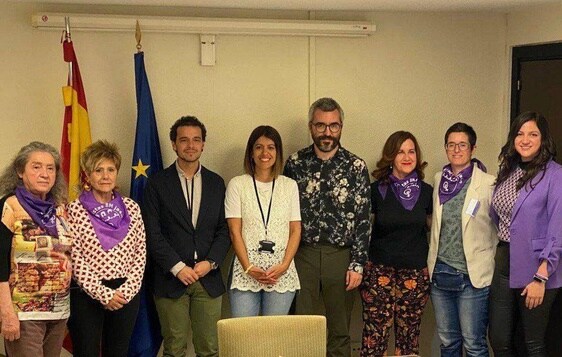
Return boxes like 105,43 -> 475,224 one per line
258,240 -> 276,254
465,198 -> 480,217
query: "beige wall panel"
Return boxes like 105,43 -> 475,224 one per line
1,2 -> 507,192
0,2 -> 310,193
507,3 -> 562,46
314,11 -> 506,178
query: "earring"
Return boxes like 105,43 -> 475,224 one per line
83,182 -> 91,191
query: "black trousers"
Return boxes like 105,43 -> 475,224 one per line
68,279 -> 141,357
489,243 -> 560,357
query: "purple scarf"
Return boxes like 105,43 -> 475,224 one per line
438,159 -> 487,205
79,190 -> 131,251
15,186 -> 58,237
379,171 -> 421,211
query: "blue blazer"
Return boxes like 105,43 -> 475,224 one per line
143,164 -> 230,298
491,160 -> 562,289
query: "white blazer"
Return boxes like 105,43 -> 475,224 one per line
427,164 -> 498,288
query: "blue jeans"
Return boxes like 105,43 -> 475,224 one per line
229,289 -> 296,317
431,262 -> 490,357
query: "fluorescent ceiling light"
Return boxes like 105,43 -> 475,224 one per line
32,13 -> 376,37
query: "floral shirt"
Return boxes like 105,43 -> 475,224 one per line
284,145 -> 371,270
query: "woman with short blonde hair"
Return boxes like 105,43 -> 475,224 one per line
67,140 -> 146,356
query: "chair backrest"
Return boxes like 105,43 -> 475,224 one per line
217,315 -> 327,357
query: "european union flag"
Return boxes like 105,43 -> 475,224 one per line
129,51 -> 163,357
130,51 -> 163,202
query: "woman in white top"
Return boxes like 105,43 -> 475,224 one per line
225,125 -> 301,317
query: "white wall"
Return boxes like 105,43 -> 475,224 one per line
507,3 -> 562,46
0,2 -> 508,189
0,1 -> 517,356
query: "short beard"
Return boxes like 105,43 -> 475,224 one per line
313,135 -> 339,153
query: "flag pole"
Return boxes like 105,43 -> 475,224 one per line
64,16 -> 72,84
135,20 -> 142,53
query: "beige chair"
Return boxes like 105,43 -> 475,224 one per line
217,315 -> 326,357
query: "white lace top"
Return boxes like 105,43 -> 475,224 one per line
225,174 -> 301,292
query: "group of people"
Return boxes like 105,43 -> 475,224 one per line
0,140 -> 146,357
358,111 -> 562,357
0,97 -> 560,357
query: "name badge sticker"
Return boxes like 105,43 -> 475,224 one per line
465,199 -> 480,217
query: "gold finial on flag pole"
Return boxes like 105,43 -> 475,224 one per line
64,16 -> 73,85
136,20 -> 142,52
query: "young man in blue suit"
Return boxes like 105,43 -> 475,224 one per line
143,116 -> 230,357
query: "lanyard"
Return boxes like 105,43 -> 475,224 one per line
252,176 -> 275,238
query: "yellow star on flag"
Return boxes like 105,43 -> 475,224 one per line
132,158 -> 150,179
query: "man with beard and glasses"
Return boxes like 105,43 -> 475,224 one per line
143,116 -> 230,357
284,97 -> 371,357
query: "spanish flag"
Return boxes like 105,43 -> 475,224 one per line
61,39 -> 91,201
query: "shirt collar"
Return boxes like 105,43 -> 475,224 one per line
175,160 -> 202,179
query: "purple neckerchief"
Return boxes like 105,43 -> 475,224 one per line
15,186 -> 58,237
379,171 -> 421,211
79,190 -> 131,251
438,159 -> 487,205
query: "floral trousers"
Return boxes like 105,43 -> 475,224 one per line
359,262 -> 430,357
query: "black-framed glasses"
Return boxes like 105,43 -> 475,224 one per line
311,122 -> 342,133
445,142 -> 470,151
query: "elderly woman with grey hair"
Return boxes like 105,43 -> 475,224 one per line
0,141 -> 72,357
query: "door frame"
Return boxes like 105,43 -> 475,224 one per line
510,43 -> 562,122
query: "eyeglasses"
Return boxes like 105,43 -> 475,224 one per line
311,122 -> 342,133
445,142 -> 471,151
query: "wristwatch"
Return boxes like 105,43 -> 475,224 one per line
206,259 -> 218,270
350,264 -> 363,274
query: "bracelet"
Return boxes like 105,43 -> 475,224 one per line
244,264 -> 254,274
533,274 -> 547,284
535,272 -> 549,281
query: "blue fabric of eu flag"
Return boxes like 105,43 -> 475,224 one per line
128,51 -> 164,357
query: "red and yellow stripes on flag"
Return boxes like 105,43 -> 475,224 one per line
61,40 -> 91,201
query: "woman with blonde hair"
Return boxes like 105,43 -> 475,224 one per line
67,140 -> 146,356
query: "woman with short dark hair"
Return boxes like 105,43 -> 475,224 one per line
428,122 -> 496,357
489,112 -> 562,357
225,125 -> 301,317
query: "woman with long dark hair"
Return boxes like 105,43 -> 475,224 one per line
360,131 -> 432,356
489,112 -> 562,357
225,125 -> 301,317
